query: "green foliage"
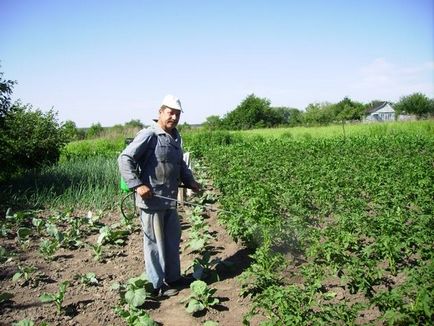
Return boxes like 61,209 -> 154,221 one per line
124,119 -> 144,129
186,251 -> 222,282
74,272 -> 99,286
86,122 -> 104,138
203,115 -> 223,130
221,94 -> 282,129
191,129 -> 434,324
16,227 -> 32,249
12,320 -> 49,326
39,238 -> 60,260
61,120 -> 79,142
112,273 -> 156,325
61,137 -> 124,161
0,246 -> 16,263
114,306 -> 157,326
240,237 -> 286,296
1,156 -> 120,211
272,107 -> 303,126
12,264 -> 40,287
89,242 -> 104,261
12,320 -> 35,326
394,92 -> 434,117
333,97 -> 366,121
183,280 -> 220,314
0,68 -> 16,123
0,102 -> 67,181
39,281 -> 69,314
203,321 -> 219,326
303,102 -> 334,125
183,130 -> 245,158
113,273 -> 153,308
97,225 -> 130,245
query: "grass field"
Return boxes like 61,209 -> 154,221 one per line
238,120 -> 434,139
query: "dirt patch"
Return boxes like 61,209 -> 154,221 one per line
0,204 -> 256,326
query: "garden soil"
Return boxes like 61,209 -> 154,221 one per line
0,205 -> 259,326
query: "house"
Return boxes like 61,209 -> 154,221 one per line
365,102 -> 395,122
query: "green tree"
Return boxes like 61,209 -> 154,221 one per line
61,120 -> 79,142
204,115 -> 222,130
178,122 -> 192,132
0,69 -> 16,125
394,93 -> 434,118
303,102 -> 334,125
272,107 -> 303,126
222,94 -> 280,130
124,119 -> 144,129
332,97 -> 365,121
0,103 -> 67,180
86,122 -> 104,138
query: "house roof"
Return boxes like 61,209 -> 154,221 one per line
366,101 -> 391,114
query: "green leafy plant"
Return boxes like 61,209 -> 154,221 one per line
89,242 -> 104,261
185,251 -> 226,282
12,320 -> 34,326
12,264 -> 40,287
203,321 -> 219,326
85,210 -> 104,230
74,272 -> 98,286
16,227 -> 32,249
112,273 -> 153,308
186,228 -> 213,253
239,238 -> 286,297
31,218 -> 45,234
39,281 -> 69,314
0,246 -> 16,263
12,320 -> 49,326
183,280 -> 220,314
97,225 -> 129,246
45,223 -> 64,244
39,238 -> 60,260
114,305 -> 157,326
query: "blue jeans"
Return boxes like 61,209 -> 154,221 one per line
140,209 -> 181,289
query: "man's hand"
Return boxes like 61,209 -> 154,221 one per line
136,185 -> 153,199
190,181 -> 201,193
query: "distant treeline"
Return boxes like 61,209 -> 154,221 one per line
202,93 -> 434,130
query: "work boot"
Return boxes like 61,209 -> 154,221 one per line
152,283 -> 179,298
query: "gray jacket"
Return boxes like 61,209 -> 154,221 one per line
118,123 -> 195,210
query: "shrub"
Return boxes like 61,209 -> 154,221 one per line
0,103 -> 67,181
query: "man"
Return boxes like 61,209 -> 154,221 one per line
118,94 -> 200,297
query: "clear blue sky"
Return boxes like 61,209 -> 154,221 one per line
1,0 -> 433,127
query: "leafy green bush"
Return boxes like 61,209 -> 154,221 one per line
60,138 -> 124,161
220,94 -> 282,129
0,103 -> 67,181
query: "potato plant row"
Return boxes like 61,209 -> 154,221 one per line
186,132 -> 433,325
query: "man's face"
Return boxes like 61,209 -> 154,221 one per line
158,106 -> 181,131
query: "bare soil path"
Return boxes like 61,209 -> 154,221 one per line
0,204 -> 255,326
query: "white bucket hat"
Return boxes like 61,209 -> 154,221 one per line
161,94 -> 183,112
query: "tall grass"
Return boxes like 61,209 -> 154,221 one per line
61,138 -> 125,161
0,156 -> 121,212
